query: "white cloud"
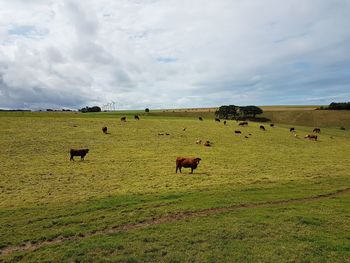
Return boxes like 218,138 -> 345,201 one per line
0,0 -> 350,109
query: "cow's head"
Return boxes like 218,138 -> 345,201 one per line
194,158 -> 201,164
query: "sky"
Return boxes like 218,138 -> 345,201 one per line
0,0 -> 350,110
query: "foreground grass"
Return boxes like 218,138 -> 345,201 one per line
0,112 -> 349,262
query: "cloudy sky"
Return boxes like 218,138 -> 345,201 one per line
0,0 -> 349,110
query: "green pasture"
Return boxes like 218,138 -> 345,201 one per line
0,111 -> 349,262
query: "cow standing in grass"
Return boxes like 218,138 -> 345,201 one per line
70,149 -> 89,161
176,157 -> 201,174
313,128 -> 321,133
239,121 -> 248,126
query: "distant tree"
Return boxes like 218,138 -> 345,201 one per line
79,106 -> 101,113
239,106 -> 263,118
328,102 -> 350,110
145,108 -> 150,113
215,105 -> 239,119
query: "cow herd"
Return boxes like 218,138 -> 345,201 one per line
69,115 -> 344,174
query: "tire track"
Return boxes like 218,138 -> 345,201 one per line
1,187 -> 349,256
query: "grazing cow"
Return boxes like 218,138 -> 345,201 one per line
239,121 -> 248,126
215,118 -> 221,122
223,120 -> 227,125
235,130 -> 242,134
176,157 -> 201,174
102,126 -> 108,134
340,127 -> 346,130
134,115 -> 140,120
313,128 -> 321,133
204,140 -> 211,147
270,123 -> 274,127
158,132 -> 164,136
290,127 -> 295,132
199,117 -> 203,121
248,133 -> 252,136
260,125 -> 265,131
166,133 -> 170,136
304,134 -> 318,141
196,139 -> 202,144
121,117 -> 126,122
245,136 -> 249,138
70,149 -> 89,161
183,127 -> 187,131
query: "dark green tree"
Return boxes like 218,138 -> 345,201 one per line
239,106 -> 263,118
216,105 -> 239,119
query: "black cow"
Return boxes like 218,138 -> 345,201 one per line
239,121 -> 248,126
70,149 -> 89,161
260,125 -> 265,131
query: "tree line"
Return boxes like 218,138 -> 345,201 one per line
215,105 -> 263,119
319,102 -> 350,110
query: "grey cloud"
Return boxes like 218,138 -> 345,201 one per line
0,0 -> 349,109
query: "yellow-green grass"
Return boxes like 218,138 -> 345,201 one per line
261,110 -> 350,128
0,112 -> 349,262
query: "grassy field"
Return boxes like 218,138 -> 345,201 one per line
147,107 -> 350,128
0,111 -> 350,262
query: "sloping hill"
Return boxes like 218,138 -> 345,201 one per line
261,110 -> 350,127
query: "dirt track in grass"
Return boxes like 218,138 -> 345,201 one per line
1,187 -> 349,256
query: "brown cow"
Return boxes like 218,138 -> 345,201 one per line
102,126 -> 108,134
121,117 -> 126,122
304,134 -> 317,141
70,149 -> 89,161
176,157 -> 201,174
313,128 -> 321,133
